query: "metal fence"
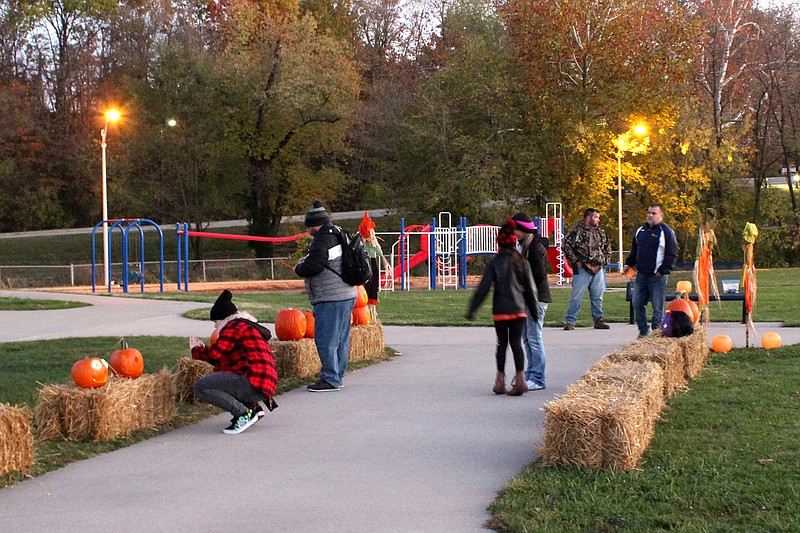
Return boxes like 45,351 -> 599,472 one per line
0,257 -> 293,289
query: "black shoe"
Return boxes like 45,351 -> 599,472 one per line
563,323 -> 575,331
307,380 -> 339,392
594,318 -> 610,329
251,402 -> 265,419
223,409 -> 259,435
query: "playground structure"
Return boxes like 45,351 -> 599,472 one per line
91,218 -> 165,293
378,203 -> 572,292
98,204 -> 572,293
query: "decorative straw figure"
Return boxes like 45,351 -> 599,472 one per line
693,208 -> 720,324
742,222 -> 759,347
359,212 -> 392,323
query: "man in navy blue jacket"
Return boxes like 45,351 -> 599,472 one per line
623,204 -> 678,337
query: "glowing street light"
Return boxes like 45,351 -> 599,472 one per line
101,109 -> 120,288
615,123 -> 649,271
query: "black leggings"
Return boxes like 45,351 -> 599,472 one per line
494,317 -> 526,373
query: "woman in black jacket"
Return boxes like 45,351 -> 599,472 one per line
466,220 -> 539,396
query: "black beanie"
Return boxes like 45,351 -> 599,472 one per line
304,200 -> 330,227
210,290 -> 237,320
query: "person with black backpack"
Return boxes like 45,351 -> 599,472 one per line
294,201 -> 358,392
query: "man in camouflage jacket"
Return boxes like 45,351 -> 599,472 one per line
561,208 -> 612,330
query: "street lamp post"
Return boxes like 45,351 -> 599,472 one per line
615,124 -> 648,272
100,109 -> 120,287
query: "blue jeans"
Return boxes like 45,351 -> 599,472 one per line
523,302 -> 548,386
633,272 -> 669,337
565,267 -> 606,324
313,298 -> 356,387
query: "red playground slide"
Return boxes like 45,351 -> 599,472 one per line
548,247 -> 573,278
392,224 -> 431,280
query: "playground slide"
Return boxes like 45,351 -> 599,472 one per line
548,247 -> 573,278
393,251 -> 427,280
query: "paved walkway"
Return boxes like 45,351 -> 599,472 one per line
1,290 -> 798,532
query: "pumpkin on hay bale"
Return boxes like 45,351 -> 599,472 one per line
35,370 -> 175,441
540,359 -> 664,471
608,335 -> 685,397
173,357 -> 214,403
0,404 -> 34,476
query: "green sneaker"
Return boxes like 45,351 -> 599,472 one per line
223,409 -> 259,435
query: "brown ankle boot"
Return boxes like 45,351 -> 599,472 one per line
493,372 -> 506,395
507,372 -> 527,396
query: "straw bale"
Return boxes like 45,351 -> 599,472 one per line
0,404 -> 34,476
602,395 -> 655,471
576,359 -> 665,421
34,385 -> 66,440
271,338 -> 321,379
676,326 -> 709,380
173,358 -> 214,403
34,372 -> 176,442
349,322 -> 385,362
609,335 -> 685,397
540,392 -> 608,469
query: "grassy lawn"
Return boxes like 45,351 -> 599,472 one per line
0,335 -> 395,488
164,267 -> 798,326
489,344 -> 800,532
0,297 -> 88,311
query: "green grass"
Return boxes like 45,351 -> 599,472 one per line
489,345 -> 800,532
153,267 -> 798,326
0,297 -> 88,310
0,335 -> 396,488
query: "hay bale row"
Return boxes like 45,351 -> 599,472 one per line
270,322 -> 385,379
609,335 -> 685,397
540,328 -> 710,471
541,361 -> 664,471
0,404 -> 34,476
35,370 -> 175,441
173,358 -> 214,403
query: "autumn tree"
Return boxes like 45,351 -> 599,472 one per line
214,2 -> 359,255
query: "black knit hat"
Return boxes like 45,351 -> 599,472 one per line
210,290 -> 237,320
304,200 -> 330,227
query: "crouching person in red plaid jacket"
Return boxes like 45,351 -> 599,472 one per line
189,290 -> 278,435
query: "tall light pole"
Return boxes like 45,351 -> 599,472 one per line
615,123 -> 648,271
101,109 -> 120,287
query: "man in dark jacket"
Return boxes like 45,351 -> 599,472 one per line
295,201 -> 358,392
511,212 -> 551,391
624,204 -> 679,337
562,208 -> 612,330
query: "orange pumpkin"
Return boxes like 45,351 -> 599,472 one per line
667,296 -> 693,322
109,348 -> 144,378
687,300 -> 699,324
303,311 -> 315,339
72,357 -> 109,388
676,280 -> 692,293
711,335 -> 732,352
761,332 -> 782,350
352,306 -> 371,325
210,329 -> 219,346
355,285 -> 368,309
275,308 -> 307,341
